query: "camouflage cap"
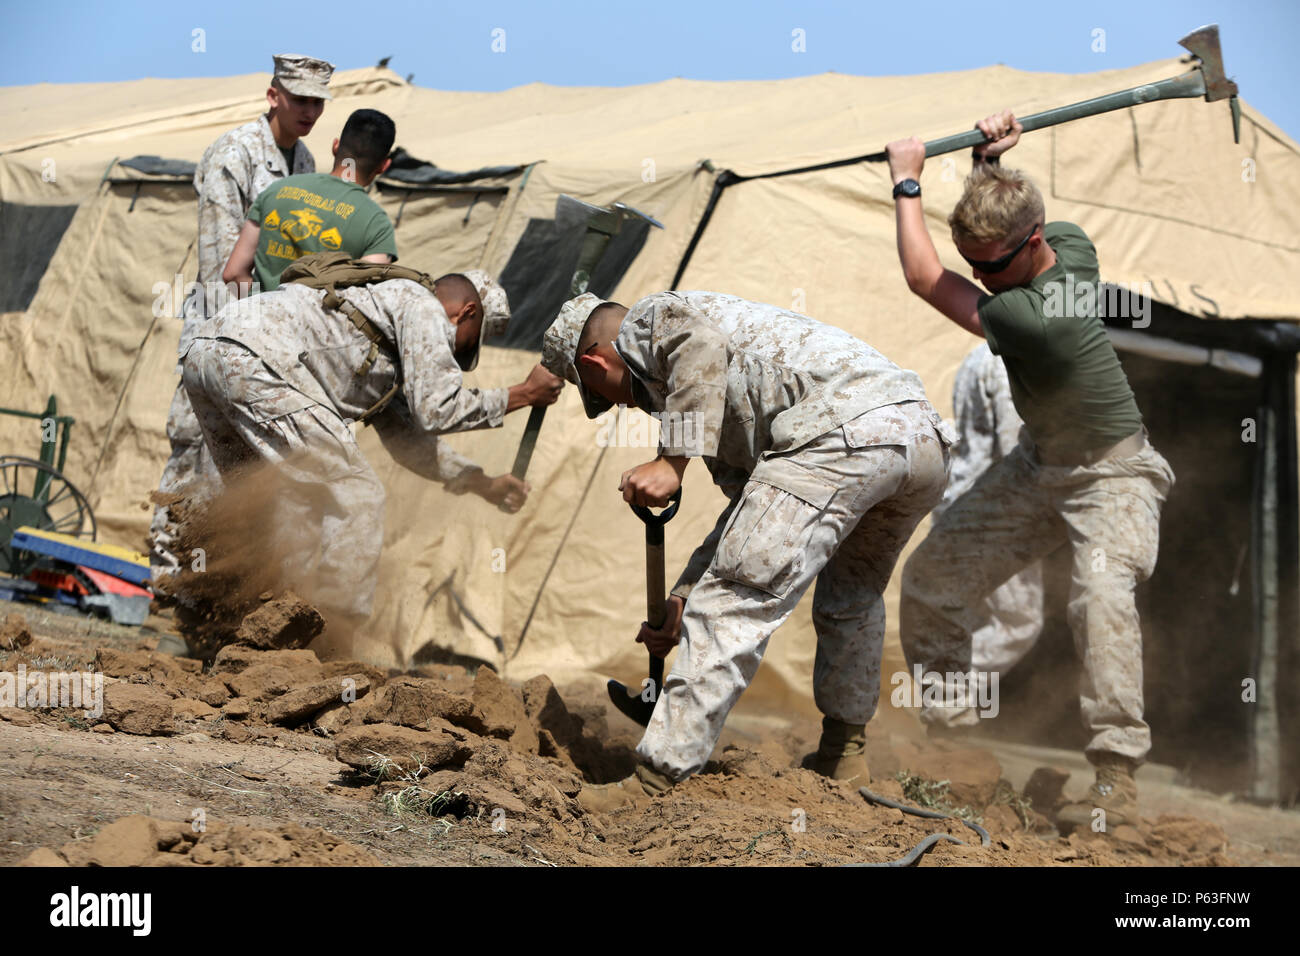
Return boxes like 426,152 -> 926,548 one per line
273,54 -> 335,100
463,269 -> 511,339
542,293 -> 610,419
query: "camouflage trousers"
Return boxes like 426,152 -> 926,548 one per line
149,384 -> 223,580
900,431 -> 1174,762
926,497 -> 1045,727
637,401 -> 952,781
181,338 -> 385,621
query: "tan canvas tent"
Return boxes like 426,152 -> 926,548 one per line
1,59 -> 1296,798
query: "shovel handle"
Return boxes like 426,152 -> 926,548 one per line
631,489 -> 681,632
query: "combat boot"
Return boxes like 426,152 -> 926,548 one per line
577,762 -> 674,813
801,716 -> 871,783
1056,752 -> 1139,832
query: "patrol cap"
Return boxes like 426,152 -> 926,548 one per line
273,54 -> 335,100
541,293 -> 610,419
463,269 -> 511,339
447,275 -> 486,373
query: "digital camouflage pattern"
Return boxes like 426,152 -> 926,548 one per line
613,291 -> 931,466
926,344 -> 1045,721
541,292 -> 606,418
190,280 -> 507,433
191,114 -> 315,330
182,338 -> 383,619
463,269 -> 511,339
638,401 -> 951,780
272,53 -> 335,100
179,279 -> 509,617
583,291 -> 949,780
901,434 -> 1174,761
152,111 -> 316,576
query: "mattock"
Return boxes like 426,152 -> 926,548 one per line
879,23 -> 1241,159
607,488 -> 681,727
504,197 -> 665,501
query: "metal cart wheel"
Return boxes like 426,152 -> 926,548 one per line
0,455 -> 97,576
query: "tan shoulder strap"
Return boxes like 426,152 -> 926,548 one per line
281,252 -> 442,423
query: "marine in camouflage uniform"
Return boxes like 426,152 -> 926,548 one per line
543,291 -> 953,789
181,276 -> 554,630
924,342 -> 1045,729
150,54 -> 333,581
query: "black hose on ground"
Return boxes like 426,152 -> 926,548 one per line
843,787 -> 992,868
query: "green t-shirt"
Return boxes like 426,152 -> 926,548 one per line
977,221 -> 1143,455
246,172 -> 398,291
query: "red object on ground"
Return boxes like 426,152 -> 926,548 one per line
25,568 -> 89,595
77,565 -> 152,598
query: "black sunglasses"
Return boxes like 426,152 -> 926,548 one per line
960,223 -> 1041,274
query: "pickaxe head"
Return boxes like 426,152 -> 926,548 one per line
611,202 -> 665,231
1179,24 -> 1238,102
1178,23 -> 1240,143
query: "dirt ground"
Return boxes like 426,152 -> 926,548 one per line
2,597 -> 1297,868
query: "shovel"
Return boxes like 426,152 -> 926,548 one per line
607,488 -> 681,726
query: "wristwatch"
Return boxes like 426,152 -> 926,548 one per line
892,178 -> 921,200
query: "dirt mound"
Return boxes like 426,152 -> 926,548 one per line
20,814 -> 379,866
1,611 -> 1250,867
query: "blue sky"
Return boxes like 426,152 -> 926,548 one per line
2,0 -> 1295,140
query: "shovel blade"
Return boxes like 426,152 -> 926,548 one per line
607,679 -> 656,726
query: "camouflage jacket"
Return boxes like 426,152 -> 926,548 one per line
615,291 -> 929,473
186,114 -> 315,341
937,343 -> 1023,515
614,291 -> 932,601
189,279 -> 508,484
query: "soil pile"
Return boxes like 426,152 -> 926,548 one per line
1,599 -> 1239,867
21,815 -> 380,867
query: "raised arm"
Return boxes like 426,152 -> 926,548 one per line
885,137 -> 985,337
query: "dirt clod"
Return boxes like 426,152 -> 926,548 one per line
1,613 -> 33,650
334,720 -> 476,775
102,683 -> 175,736
473,666 -> 538,755
266,674 -> 371,726
22,814 -> 380,867
364,676 -> 486,732
234,592 -> 325,650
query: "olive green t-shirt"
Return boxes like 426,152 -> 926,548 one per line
246,172 -> 398,291
977,222 -> 1143,455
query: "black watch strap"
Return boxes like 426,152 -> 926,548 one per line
892,178 -> 921,199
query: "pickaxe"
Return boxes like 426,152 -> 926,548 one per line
908,24 -> 1240,158
506,197 -> 665,489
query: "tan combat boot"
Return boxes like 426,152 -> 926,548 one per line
1056,752 -> 1139,832
577,762 -> 674,813
801,716 -> 871,784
